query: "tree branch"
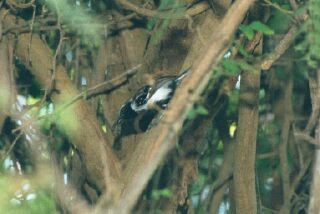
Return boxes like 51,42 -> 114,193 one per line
116,0 -> 209,19
260,25 -> 298,70
233,66 -> 261,213
1,11 -> 122,197
278,72 -> 293,214
0,37 -> 13,131
308,119 -> 320,213
115,0 -> 256,213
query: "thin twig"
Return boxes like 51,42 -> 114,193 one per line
51,1 -> 64,93
27,4 -> 36,65
263,0 -> 294,15
2,13 -> 136,35
55,64 -> 141,113
116,0 -> 208,19
38,64 -> 141,120
0,132 -> 23,163
11,64 -> 140,134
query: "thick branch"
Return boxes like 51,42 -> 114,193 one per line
233,11 -> 263,212
278,72 -> 293,214
116,0 -> 256,212
233,70 -> 260,213
2,12 -> 121,195
0,37 -> 13,131
308,120 -> 320,213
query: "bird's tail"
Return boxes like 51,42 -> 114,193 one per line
176,67 -> 191,84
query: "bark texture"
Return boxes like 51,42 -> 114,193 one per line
2,12 -> 121,196
234,70 -> 260,213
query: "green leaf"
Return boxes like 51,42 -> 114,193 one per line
195,106 -> 209,115
267,10 -> 291,33
187,109 -> 197,120
239,24 -> 254,40
237,44 -> 251,58
249,21 -> 274,35
187,105 -> 208,120
159,189 -> 172,197
152,188 -> 172,200
221,59 -> 241,75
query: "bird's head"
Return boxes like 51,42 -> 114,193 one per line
130,85 -> 151,112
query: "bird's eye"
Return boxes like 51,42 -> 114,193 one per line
136,95 -> 146,105
143,87 -> 149,92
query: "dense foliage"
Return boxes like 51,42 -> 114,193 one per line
0,0 -> 319,213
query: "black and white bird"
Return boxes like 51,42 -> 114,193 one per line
113,68 -> 190,140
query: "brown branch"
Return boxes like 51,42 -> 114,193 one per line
6,0 -> 35,9
257,151 -> 278,159
304,69 -> 320,133
209,142 -> 234,213
0,37 -> 14,131
260,25 -> 299,70
1,11 -> 122,197
56,65 -> 141,114
308,120 -> 320,213
232,9 -> 265,211
116,0 -> 209,19
233,67 -> 261,213
294,131 -> 317,145
257,13 -> 309,71
281,155 -> 312,213
303,66 -> 320,213
278,72 -> 293,214
162,156 -> 198,213
263,0 -> 294,15
89,65 -> 141,97
51,5 -> 64,94
187,2 -> 210,16
160,81 -> 231,212
113,1 -> 256,213
289,0 -> 299,10
2,14 -> 136,35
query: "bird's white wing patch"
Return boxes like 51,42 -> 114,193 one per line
149,87 -> 172,103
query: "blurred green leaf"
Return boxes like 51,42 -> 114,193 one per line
187,105 -> 208,120
239,24 -> 254,40
152,188 -> 172,200
196,106 -> 209,115
44,0 -> 102,47
267,10 -> 291,33
221,59 -> 241,75
240,21 -> 274,41
249,21 -> 274,35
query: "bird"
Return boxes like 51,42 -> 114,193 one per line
112,68 -> 190,147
